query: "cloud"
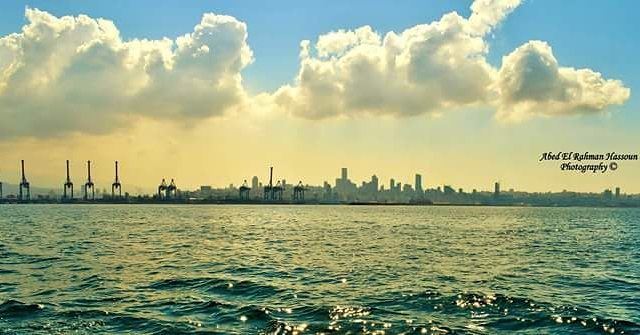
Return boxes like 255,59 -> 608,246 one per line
468,0 -> 521,35
273,10 -> 497,119
0,8 -> 252,139
0,1 -> 632,141
273,0 -> 630,122
495,41 -> 631,121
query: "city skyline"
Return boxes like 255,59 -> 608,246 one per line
1,3 -> 639,334
0,1 -> 638,192
0,161 -> 633,200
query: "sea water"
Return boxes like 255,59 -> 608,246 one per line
0,205 -> 638,334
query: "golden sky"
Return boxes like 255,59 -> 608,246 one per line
0,2 -> 637,194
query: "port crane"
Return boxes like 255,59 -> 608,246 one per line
239,180 -> 251,200
166,179 -> 177,198
83,160 -> 95,200
158,179 -> 167,198
112,161 -> 122,198
63,160 -> 74,199
19,160 -> 30,201
293,181 -> 306,202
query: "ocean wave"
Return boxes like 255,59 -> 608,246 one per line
0,300 -> 44,317
145,276 -> 285,299
2,206 -> 639,334
2,289 -> 639,334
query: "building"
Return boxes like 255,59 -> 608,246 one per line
415,174 -> 423,193
361,175 -> 379,195
199,185 -> 212,197
443,185 -> 455,195
371,175 -> 379,192
494,182 -> 500,197
335,168 -> 357,199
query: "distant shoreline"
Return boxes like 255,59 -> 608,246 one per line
0,199 -> 638,208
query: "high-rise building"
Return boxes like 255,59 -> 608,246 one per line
251,176 -> 259,191
494,182 -> 500,197
360,175 -> 379,195
415,174 -> 423,193
390,178 -> 395,191
615,187 -> 621,198
371,175 -> 379,192
335,168 -> 357,199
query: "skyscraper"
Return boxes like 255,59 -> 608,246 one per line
415,174 -> 423,193
335,167 -> 357,200
251,176 -> 259,190
371,175 -> 379,192
494,182 -> 500,197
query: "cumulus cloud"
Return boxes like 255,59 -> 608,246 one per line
495,41 -> 630,121
274,10 -> 497,119
0,8 -> 252,138
274,0 -> 630,122
468,0 -> 521,35
0,1 -> 632,141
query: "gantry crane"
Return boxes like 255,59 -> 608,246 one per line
293,181 -> 306,202
166,179 -> 177,198
112,161 -> 122,198
239,179 -> 251,200
19,160 -> 30,201
158,179 -> 168,198
83,160 -> 95,200
63,160 -> 74,199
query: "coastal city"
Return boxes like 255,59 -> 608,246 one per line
0,160 -> 637,207
1,1 -> 640,333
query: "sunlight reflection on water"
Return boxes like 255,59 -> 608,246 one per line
0,204 -> 639,334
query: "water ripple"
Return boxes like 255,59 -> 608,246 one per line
0,205 -> 638,334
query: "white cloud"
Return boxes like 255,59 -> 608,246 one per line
0,1 -> 632,141
315,26 -> 381,57
273,0 -> 630,122
495,41 -> 630,121
468,0 -> 521,35
274,10 -> 497,119
0,8 -> 252,139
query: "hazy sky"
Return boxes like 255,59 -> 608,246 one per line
0,0 -> 638,194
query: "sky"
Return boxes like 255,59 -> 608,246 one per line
0,0 -> 638,194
